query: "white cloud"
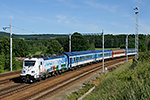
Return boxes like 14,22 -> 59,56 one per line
56,15 -> 66,19
65,21 -> 69,24
56,15 -> 67,23
84,1 -> 118,13
57,0 -> 80,8
139,23 -> 150,33
9,16 -> 14,19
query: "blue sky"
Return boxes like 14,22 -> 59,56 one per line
0,0 -> 150,34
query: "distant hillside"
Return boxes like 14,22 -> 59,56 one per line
0,31 -> 68,40
0,31 -> 10,38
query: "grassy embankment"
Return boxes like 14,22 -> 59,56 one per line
66,52 -> 150,100
95,48 -> 120,50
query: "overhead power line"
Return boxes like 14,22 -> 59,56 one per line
12,25 -> 36,33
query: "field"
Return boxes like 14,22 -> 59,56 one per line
95,48 -> 120,50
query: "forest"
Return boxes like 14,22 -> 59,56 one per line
0,31 -> 149,73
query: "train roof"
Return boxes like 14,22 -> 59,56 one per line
63,50 -> 94,56
128,48 -> 135,50
63,50 -> 111,56
29,54 -> 66,60
93,50 -> 111,53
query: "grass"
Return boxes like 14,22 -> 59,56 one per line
66,52 -> 150,100
82,52 -> 150,100
65,84 -> 94,100
95,48 -> 120,50
28,51 -> 42,56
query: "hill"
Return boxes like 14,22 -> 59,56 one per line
0,31 -> 68,40
0,31 -> 10,38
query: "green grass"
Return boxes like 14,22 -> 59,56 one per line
95,48 -> 120,50
82,53 -> 150,100
65,84 -> 94,100
28,51 -> 42,56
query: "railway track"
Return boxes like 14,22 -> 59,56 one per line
0,70 -> 21,77
0,70 -> 21,85
0,56 -> 134,100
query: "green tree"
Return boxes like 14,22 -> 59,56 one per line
64,32 -> 90,52
46,40 -> 64,54
0,37 -> 10,70
13,39 -> 29,57
0,36 -> 10,54
120,44 -> 126,49
88,43 -> 95,50
0,53 -> 5,72
139,43 -> 146,52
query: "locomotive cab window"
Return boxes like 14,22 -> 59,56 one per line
25,61 -> 36,66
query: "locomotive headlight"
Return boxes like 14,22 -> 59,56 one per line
31,71 -> 35,73
22,70 -> 25,73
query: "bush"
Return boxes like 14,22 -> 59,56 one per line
0,65 -> 4,72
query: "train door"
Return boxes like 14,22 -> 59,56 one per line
65,57 -> 68,69
95,53 -> 97,61
72,57 -> 77,67
58,59 -> 61,70
39,61 -> 42,73
69,57 -> 72,68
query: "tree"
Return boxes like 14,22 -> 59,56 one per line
0,36 -> 10,54
139,43 -> 146,52
64,32 -> 90,52
46,40 -> 64,54
89,43 -> 95,50
13,39 -> 29,57
0,37 -> 10,70
0,53 -> 5,72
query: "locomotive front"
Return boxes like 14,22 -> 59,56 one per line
20,57 -> 43,82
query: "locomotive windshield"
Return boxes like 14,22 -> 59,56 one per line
25,61 -> 36,66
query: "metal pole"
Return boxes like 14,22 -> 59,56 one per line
69,32 -> 71,52
126,35 -> 128,62
102,30 -> 104,73
134,7 -> 139,59
10,23 -> 12,71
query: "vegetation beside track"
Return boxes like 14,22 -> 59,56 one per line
66,52 -> 150,100
83,52 -> 150,100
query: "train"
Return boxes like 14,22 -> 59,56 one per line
20,49 -> 136,82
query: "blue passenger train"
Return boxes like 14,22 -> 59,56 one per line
20,49 -> 136,82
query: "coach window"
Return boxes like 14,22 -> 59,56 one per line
90,55 -> 92,58
86,56 -> 88,59
100,54 -> 103,57
105,53 -> 109,56
74,58 -> 76,62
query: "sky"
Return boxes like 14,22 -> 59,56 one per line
0,0 -> 150,35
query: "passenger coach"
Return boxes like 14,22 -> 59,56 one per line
63,50 -> 112,68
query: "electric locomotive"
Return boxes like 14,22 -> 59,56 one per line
20,54 -> 68,82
